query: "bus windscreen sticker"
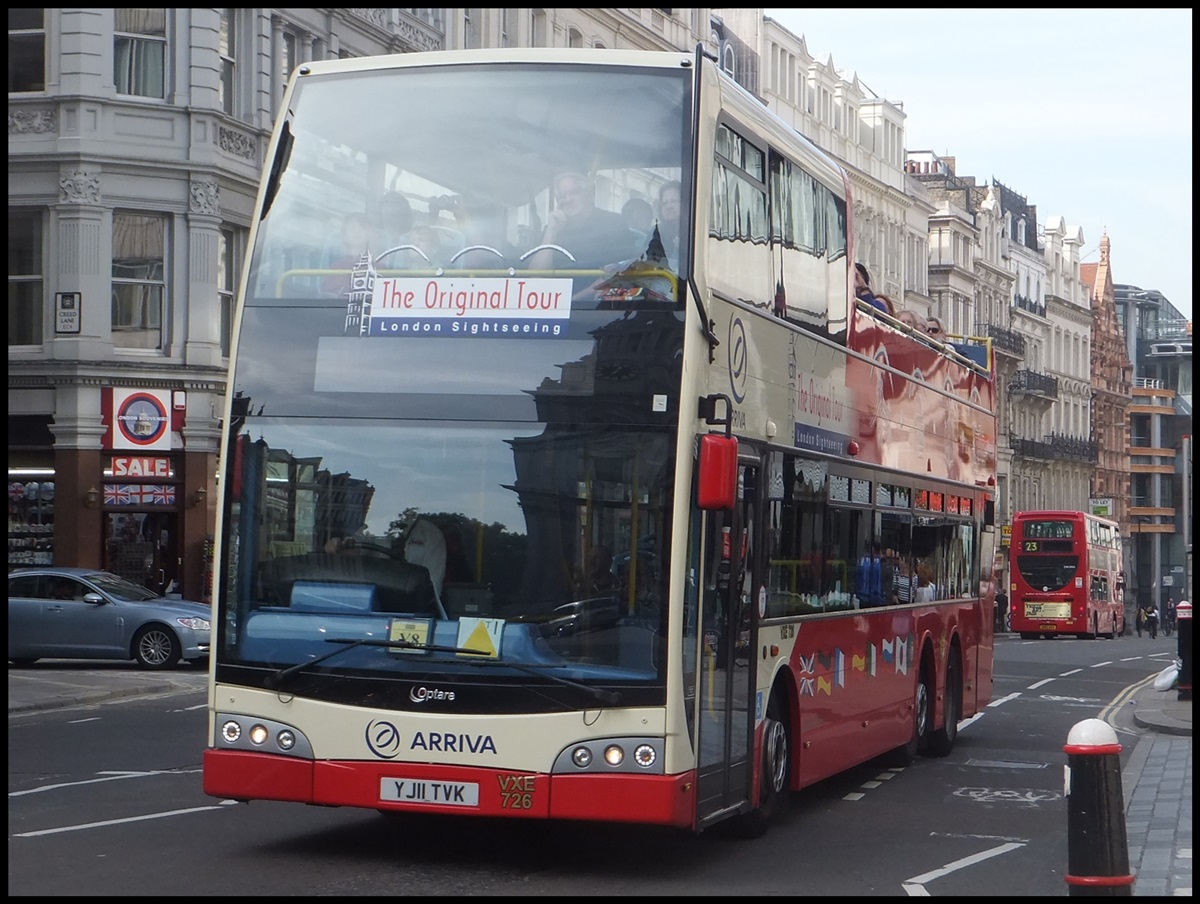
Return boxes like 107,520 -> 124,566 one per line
343,256 -> 573,339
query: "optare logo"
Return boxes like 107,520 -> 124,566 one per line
410,686 -> 456,703
365,719 -> 403,759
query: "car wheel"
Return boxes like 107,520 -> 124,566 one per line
8,658 -> 39,667
133,625 -> 182,669
926,653 -> 960,757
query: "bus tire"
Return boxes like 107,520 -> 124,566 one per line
926,651 -> 960,757
887,667 -> 930,767
1019,632 -> 1037,640
733,691 -> 791,838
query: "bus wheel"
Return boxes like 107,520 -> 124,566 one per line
1019,632 -> 1037,640
886,669 -> 930,767
926,653 -> 960,757
733,692 -> 790,838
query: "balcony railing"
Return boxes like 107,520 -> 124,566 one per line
1009,369 -> 1059,399
1014,294 -> 1046,317
1044,432 -> 1099,464
986,323 -> 1026,357
1009,433 -> 1098,464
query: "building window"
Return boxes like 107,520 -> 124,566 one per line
499,8 -> 513,47
112,212 -> 166,350
9,8 -> 45,92
218,8 -> 236,115
531,9 -> 547,47
567,27 -> 582,49
281,29 -> 296,99
218,226 -> 242,358
9,210 -> 44,346
114,8 -> 166,98
464,8 -> 481,49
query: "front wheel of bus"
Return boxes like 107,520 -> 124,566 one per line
927,653 -> 960,757
734,693 -> 790,838
887,671 -> 930,767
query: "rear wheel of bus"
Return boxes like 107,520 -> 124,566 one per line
927,651 -> 961,757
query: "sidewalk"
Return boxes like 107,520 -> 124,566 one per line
1126,686 -> 1192,897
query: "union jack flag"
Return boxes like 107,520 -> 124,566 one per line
104,484 -> 136,506
143,485 -> 176,505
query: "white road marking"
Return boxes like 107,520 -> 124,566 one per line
988,692 -> 1021,707
902,841 -> 1025,895
13,801 -> 236,837
1028,678 -> 1054,689
9,768 -> 202,797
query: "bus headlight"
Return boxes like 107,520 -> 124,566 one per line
633,744 -> 657,768
551,737 -> 664,774
213,713 -> 314,759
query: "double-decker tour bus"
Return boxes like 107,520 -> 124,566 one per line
1008,510 -> 1125,639
203,47 -> 998,836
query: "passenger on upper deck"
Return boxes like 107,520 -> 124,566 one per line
873,292 -> 897,318
925,316 -> 947,339
528,171 -> 635,271
854,262 -> 888,314
655,180 -> 683,268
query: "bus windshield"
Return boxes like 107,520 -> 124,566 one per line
247,61 -> 690,308
220,59 -> 692,705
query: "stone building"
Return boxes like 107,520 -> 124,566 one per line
1081,234 -> 1134,546
1112,284 -> 1189,614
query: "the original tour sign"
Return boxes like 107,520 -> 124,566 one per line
110,389 -> 172,451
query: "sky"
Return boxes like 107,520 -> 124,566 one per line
762,8 -> 1193,321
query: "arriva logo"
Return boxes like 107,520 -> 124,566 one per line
727,315 -> 747,403
410,685 -> 457,703
365,719 -> 403,759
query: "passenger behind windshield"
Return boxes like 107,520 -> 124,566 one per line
528,171 -> 636,271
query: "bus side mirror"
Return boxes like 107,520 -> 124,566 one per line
697,434 -> 737,510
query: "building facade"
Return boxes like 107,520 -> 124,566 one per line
1114,282 -> 1192,616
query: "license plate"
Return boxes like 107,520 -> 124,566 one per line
379,777 -> 479,807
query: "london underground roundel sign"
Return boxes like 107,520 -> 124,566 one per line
115,391 -> 169,449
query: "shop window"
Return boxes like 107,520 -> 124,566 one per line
8,471 -> 55,568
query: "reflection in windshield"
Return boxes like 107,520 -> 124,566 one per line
222,419 -> 673,683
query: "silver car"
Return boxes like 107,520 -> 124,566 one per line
8,567 -> 211,670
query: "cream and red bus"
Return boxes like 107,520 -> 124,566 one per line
203,46 -> 998,837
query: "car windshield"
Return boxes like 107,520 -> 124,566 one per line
86,572 -> 161,601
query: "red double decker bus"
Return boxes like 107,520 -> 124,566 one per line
1009,511 -> 1125,639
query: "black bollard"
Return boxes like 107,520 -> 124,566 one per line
1178,601 -> 1192,702
1063,718 -> 1133,896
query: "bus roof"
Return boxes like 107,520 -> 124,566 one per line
289,46 -> 695,80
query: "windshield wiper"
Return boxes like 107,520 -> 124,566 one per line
264,637 -> 489,690
263,637 -> 620,705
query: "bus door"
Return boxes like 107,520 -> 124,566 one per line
695,458 -> 760,827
